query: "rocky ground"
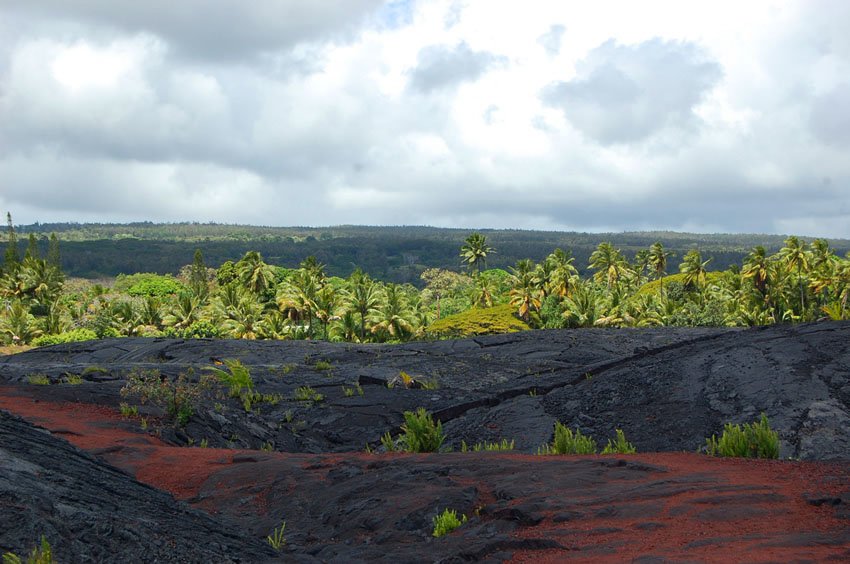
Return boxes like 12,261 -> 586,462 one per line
1,322 -> 849,561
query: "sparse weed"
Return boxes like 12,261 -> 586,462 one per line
381,431 -> 398,452
705,413 -> 779,459
294,386 -> 324,403
261,441 -> 274,452
65,374 -> 83,385
26,374 -> 50,385
82,365 -> 108,376
342,386 -> 355,397
313,360 -> 332,371
120,368 -> 213,427
119,403 -> 139,418
281,363 -> 296,375
282,410 -> 294,423
538,422 -> 597,455
461,438 -> 515,452
432,508 -> 467,538
267,522 -> 286,550
3,535 -> 54,564
601,429 -> 636,454
199,438 -> 209,448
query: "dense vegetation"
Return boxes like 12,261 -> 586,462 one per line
11,222 -> 850,283
2,215 -> 850,347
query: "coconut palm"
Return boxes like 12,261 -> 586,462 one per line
163,291 -> 201,330
345,270 -> 382,341
589,242 -> 629,290
679,250 -> 711,293
647,242 -> 671,296
369,284 -> 416,341
276,269 -> 319,336
509,260 -> 543,322
0,300 -> 42,344
237,251 -> 276,297
778,236 -> 810,314
460,233 -> 494,274
545,248 -> 579,298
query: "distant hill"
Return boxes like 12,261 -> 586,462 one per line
8,223 -> 850,284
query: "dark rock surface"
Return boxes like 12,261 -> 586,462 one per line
2,322 -> 848,460
0,410 -> 274,562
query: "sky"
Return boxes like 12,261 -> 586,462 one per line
1,0 -> 849,237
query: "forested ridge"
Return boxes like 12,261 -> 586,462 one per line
7,222 -> 850,282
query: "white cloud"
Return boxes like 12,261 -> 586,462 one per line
1,0 -> 850,238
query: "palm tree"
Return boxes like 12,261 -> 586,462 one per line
163,292 -> 201,330
0,300 -> 42,344
470,275 -> 496,308
221,296 -> 264,339
741,246 -> 771,298
647,242 -> 671,296
345,270 -> 382,341
589,242 -> 629,290
778,236 -> 810,314
545,248 -> 579,298
460,233 -> 494,274
237,251 -> 276,297
509,260 -> 543,323
276,269 -> 319,337
369,284 -> 416,341
561,282 -> 600,328
679,250 -> 711,300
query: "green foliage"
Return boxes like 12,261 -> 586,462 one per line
380,431 -> 398,452
26,374 -> 50,385
294,386 -> 324,403
81,365 -> 108,376
401,408 -> 445,453
64,374 -> 83,385
32,328 -> 98,347
3,535 -> 54,564
312,360 -> 332,371
115,273 -> 185,297
539,423 -> 597,455
120,369 -> 212,427
267,522 -> 287,550
205,359 -> 253,399
432,508 -> 467,538
182,320 -> 222,339
601,429 -> 637,454
705,413 -> 779,459
119,402 -> 138,417
426,304 -> 529,338
461,438 -> 515,452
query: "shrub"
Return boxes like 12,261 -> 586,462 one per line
26,374 -> 50,386
401,408 -> 444,453
432,508 -> 467,538
120,369 -> 213,427
538,422 -> 597,455
705,413 -> 779,459
205,359 -> 253,399
601,429 -> 637,454
118,273 -> 185,297
32,329 -> 98,347
313,360 -> 332,371
426,304 -> 530,338
182,320 -> 222,339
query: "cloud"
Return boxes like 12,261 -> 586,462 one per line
810,83 -> 850,147
408,42 -> 504,92
2,0 -> 384,61
538,24 -> 565,56
541,39 -> 722,145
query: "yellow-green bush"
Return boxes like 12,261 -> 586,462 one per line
426,304 -> 530,338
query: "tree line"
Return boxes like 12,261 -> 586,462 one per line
2,219 -> 849,347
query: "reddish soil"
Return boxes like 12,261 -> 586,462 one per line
2,384 -> 848,562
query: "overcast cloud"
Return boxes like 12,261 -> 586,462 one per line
1,0 -> 849,237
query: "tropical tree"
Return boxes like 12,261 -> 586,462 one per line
778,236 -> 810,314
589,242 -> 629,290
369,284 -> 416,341
647,242 -> 671,296
237,251 -> 276,297
545,248 -> 579,298
460,233 -> 494,274
509,260 -> 543,323
679,250 -> 711,294
345,270 -> 382,341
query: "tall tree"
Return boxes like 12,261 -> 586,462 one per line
647,242 -> 671,296
460,233 -> 494,274
189,248 -> 209,300
679,250 -> 711,295
4,212 -> 19,273
47,233 -> 61,270
779,236 -> 810,313
589,242 -> 628,290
